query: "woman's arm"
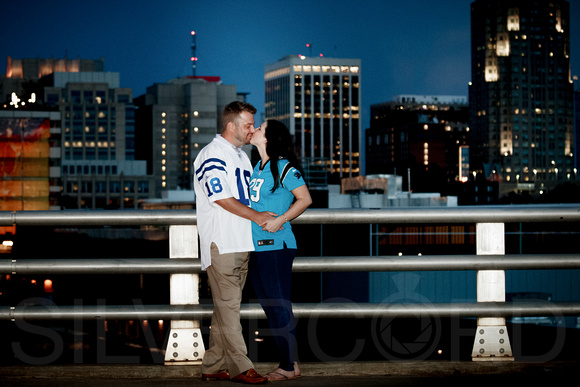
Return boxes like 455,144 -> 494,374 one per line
260,185 -> 312,233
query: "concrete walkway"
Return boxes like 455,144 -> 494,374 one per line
1,361 -> 577,386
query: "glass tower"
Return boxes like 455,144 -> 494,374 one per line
265,55 -> 362,184
470,0 -> 574,187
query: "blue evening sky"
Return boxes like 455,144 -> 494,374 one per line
1,0 -> 579,127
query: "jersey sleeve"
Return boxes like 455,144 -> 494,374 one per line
279,160 -> 306,192
194,155 -> 234,202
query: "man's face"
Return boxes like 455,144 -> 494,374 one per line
233,111 -> 255,146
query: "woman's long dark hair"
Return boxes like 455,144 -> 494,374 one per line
265,119 -> 305,193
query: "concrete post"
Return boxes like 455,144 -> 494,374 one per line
471,223 -> 514,361
164,225 -> 205,365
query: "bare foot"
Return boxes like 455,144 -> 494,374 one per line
294,362 -> 301,378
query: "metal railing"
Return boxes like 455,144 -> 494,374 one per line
1,205 -> 580,363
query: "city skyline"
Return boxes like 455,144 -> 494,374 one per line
3,0 -> 578,128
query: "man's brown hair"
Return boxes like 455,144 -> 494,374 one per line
222,101 -> 257,132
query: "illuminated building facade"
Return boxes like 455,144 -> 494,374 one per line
135,76 -> 241,194
2,57 -> 155,209
1,57 -> 104,106
470,0 -> 575,188
42,72 -> 153,209
265,55 -> 362,184
367,95 -> 470,193
0,110 -> 61,234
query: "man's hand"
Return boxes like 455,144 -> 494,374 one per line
254,211 -> 279,228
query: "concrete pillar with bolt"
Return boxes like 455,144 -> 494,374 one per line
471,223 -> 514,361
164,225 -> 205,365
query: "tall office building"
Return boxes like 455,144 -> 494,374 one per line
0,109 -> 61,235
470,0 -> 575,189
1,57 -> 104,106
265,55 -> 362,184
42,72 -> 153,209
135,76 -> 242,194
367,95 -> 470,194
2,56 -> 155,209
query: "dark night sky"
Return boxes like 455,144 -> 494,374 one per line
2,0 -> 579,127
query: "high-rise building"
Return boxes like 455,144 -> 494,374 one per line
1,57 -> 105,106
1,56 -> 155,210
42,72 -> 153,209
265,55 -> 362,184
0,110 -> 61,233
470,0 -> 575,190
367,95 -> 470,194
135,76 -> 242,194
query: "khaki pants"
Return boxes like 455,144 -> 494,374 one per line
201,243 -> 254,377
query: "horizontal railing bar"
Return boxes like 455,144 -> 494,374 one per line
2,302 -> 579,321
293,255 -> 580,272
0,204 -> 579,227
3,255 -> 580,275
298,205 -> 580,225
1,258 -> 201,274
0,210 -> 197,227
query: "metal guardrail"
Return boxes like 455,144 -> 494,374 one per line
3,302 -> 580,321
1,204 -> 579,363
0,204 -> 579,226
3,254 -> 580,274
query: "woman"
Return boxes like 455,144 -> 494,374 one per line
249,119 -> 312,381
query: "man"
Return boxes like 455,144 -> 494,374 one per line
193,101 -> 273,384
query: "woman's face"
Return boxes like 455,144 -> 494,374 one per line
251,121 -> 267,147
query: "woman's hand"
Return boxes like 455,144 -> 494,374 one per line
261,216 -> 285,233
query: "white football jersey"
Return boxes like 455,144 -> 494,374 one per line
193,135 -> 254,270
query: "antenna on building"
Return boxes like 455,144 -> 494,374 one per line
191,31 -> 198,76
306,42 -> 323,58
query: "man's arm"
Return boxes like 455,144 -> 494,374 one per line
214,197 -> 276,226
